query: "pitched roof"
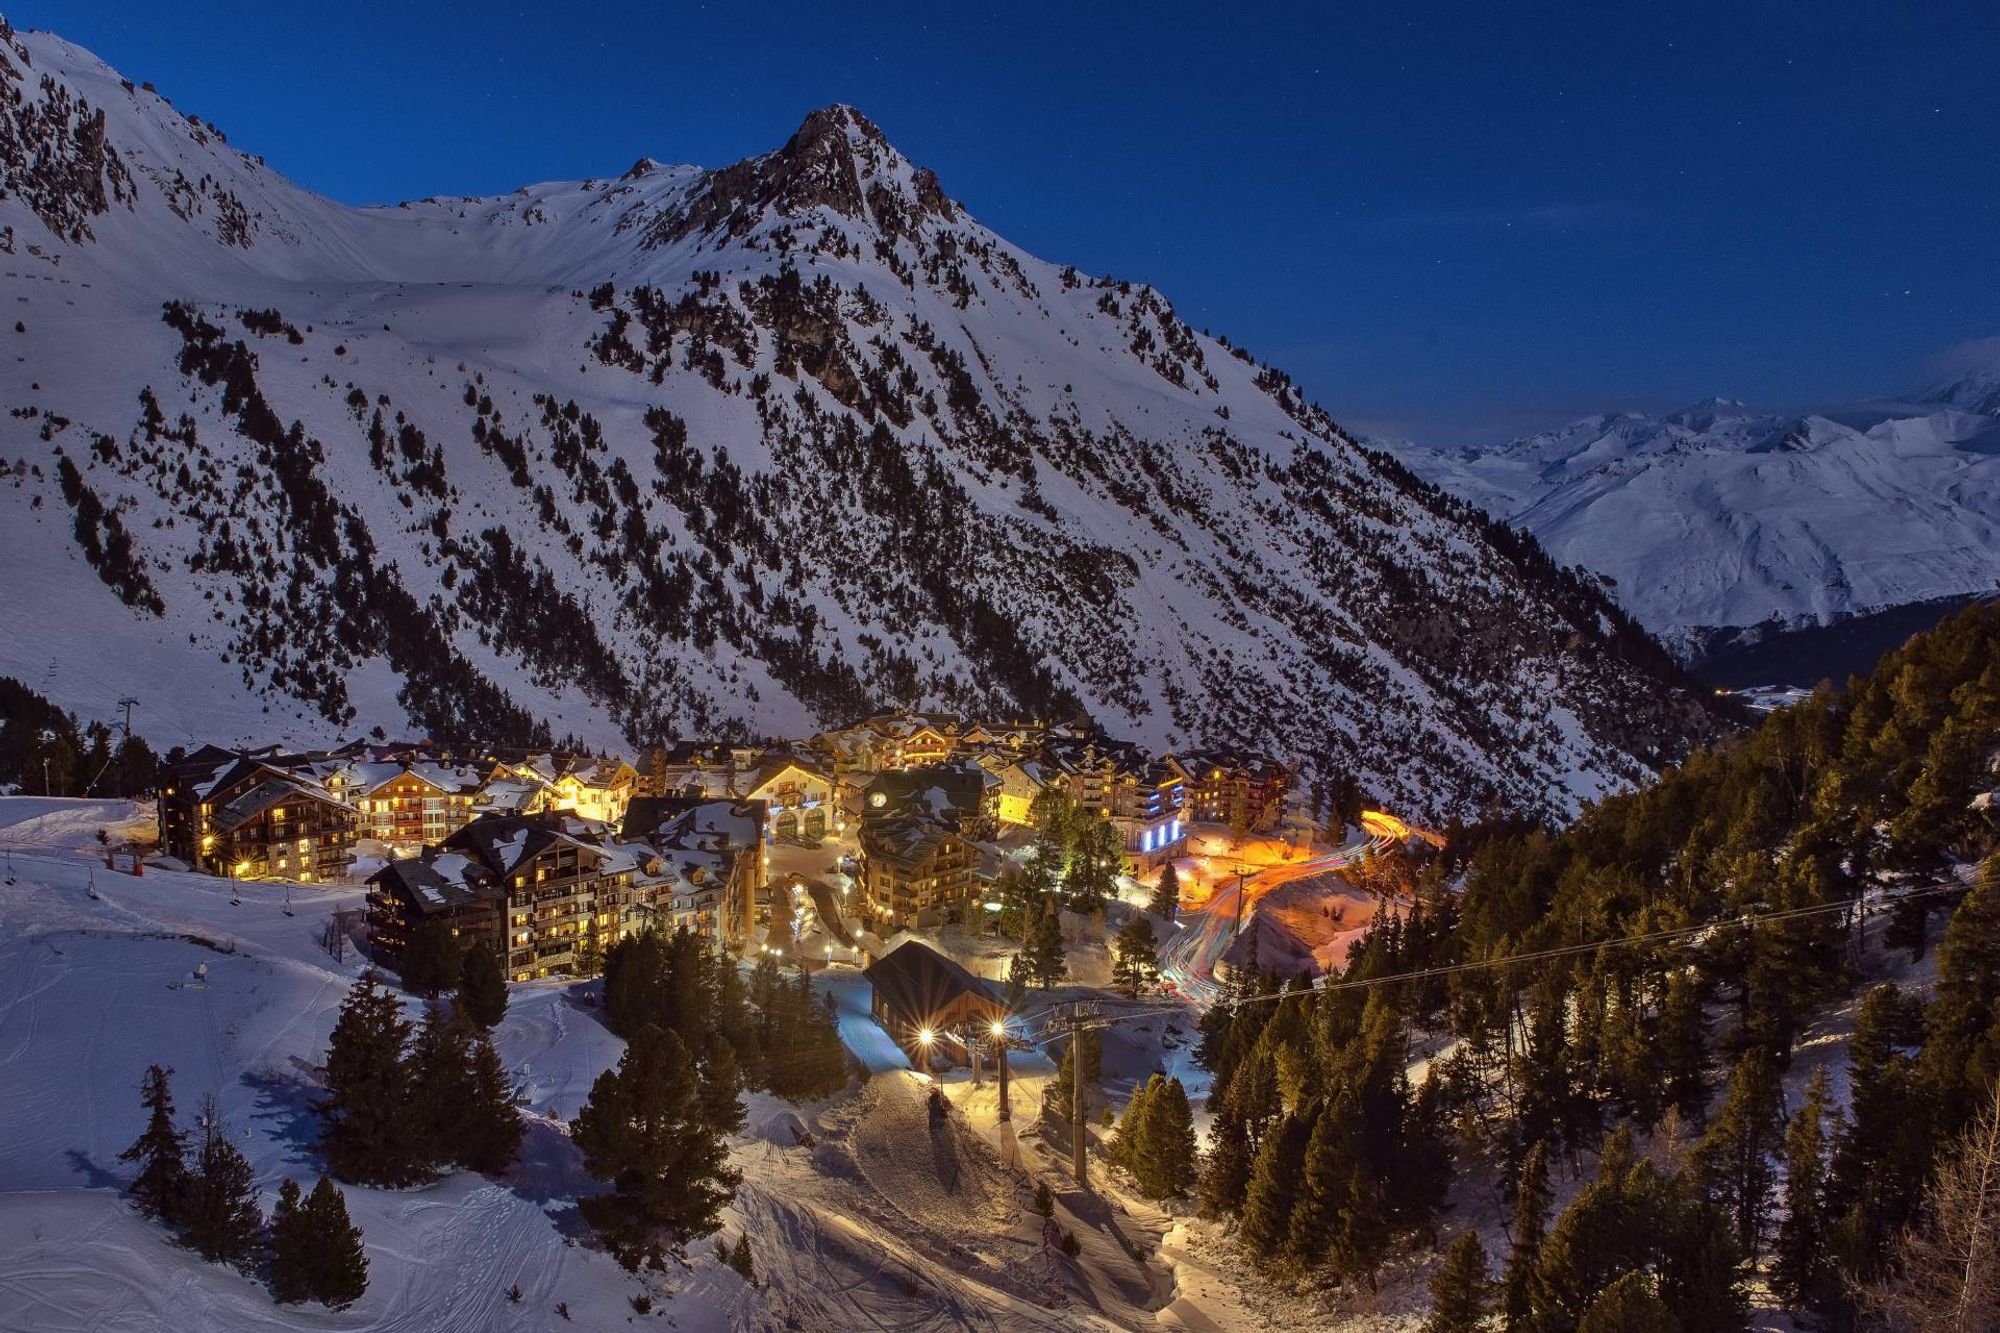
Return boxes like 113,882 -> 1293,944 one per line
368,849 -> 500,912
862,940 -> 999,1025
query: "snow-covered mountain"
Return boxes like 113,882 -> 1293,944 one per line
1401,384 -> 2000,658
0,18 -> 1717,820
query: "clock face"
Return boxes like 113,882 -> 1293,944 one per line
868,792 -> 886,809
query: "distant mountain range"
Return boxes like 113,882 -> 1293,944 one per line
0,19 -> 1720,821
1395,374 -> 2000,660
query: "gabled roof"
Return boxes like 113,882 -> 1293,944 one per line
863,940 -> 999,1024
860,812 -> 963,867
208,775 -> 348,833
368,849 -> 500,912
624,796 -> 764,848
442,811 -> 602,879
862,762 -> 993,824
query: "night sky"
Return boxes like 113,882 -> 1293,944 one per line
21,1 -> 1998,443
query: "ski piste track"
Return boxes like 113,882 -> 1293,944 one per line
1156,812 -> 1423,1009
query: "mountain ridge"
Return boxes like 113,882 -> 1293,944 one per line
1398,384 -> 2000,657
0,16 -> 1718,821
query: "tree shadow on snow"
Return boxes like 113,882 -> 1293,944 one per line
507,1115 -> 595,1206
240,1066 -> 322,1169
64,1147 -> 123,1190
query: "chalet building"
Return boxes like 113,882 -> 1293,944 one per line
1179,749 -> 1293,833
862,939 -> 1005,1057
157,747 -> 358,881
621,796 -> 768,945
549,756 -> 639,825
444,813 -> 626,981
743,755 -> 838,843
858,814 -> 976,931
977,754 -> 1051,827
335,760 -> 484,848
365,846 -> 504,967
647,740 -> 789,799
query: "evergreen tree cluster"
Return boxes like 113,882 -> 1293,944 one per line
119,1065 -> 366,1307
317,973 -> 522,1187
1191,604 -> 2000,1323
1197,969 -> 1451,1287
1107,1073 -> 1198,1198
0,675 -> 159,797
601,924 -> 846,1107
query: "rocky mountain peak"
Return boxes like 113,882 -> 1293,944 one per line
653,102 -> 955,247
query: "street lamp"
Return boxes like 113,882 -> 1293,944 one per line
990,1019 -> 1011,1121
915,1026 -> 936,1077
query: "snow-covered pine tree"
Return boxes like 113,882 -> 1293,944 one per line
1111,912 -> 1158,997
181,1096 -> 262,1265
118,1063 -> 188,1224
303,1176 -> 369,1308
1148,862 -> 1179,921
1421,1231 -> 1493,1333
267,1178 -> 311,1304
319,971 -> 423,1186
572,1024 -> 740,1270
461,1026 -> 525,1175
456,942 -> 508,1030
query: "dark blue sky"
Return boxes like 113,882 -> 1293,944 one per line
24,1 -> 1998,443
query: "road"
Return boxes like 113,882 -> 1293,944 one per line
1157,812 -> 1412,1009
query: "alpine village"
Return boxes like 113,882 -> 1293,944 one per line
0,9 -> 1997,1333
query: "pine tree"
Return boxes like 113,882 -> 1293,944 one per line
1773,1064 -> 1837,1309
457,942 -> 508,1029
1829,983 -> 1933,1276
461,1026 -> 525,1175
1137,1076 -> 1199,1199
268,1178 -> 311,1303
572,1024 -> 740,1270
319,971 -> 423,1186
181,1097 -> 262,1265
1286,1094 -> 1358,1271
698,1033 -> 748,1135
1655,1172 -> 1746,1333
1051,1029 -> 1101,1121
725,1232 -> 755,1284
1111,913 -> 1158,997
397,917 -> 460,998
1109,1078 -> 1154,1174
1149,862 -> 1180,921
1691,1045 -> 1785,1262
408,1000 -> 473,1169
1657,970 -> 1708,1122
1422,1231 -> 1493,1333
1198,1111 -> 1252,1218
119,1063 -> 188,1225
303,1176 -> 369,1308
1022,897 -> 1067,989
1500,1139 -> 1551,1331
1064,816 -> 1121,914
1237,1111 -> 1310,1262
1919,853 -> 2000,1134
1575,1271 -> 1674,1333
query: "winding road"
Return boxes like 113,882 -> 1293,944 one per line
1157,812 -> 1417,1008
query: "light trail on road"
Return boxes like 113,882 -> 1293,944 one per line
1156,812 -> 1415,1009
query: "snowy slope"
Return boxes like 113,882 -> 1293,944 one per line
0,799 -> 1196,1331
1400,389 -> 2000,657
0,19 -> 1716,821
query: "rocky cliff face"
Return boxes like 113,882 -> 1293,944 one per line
0,19 -> 1719,820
